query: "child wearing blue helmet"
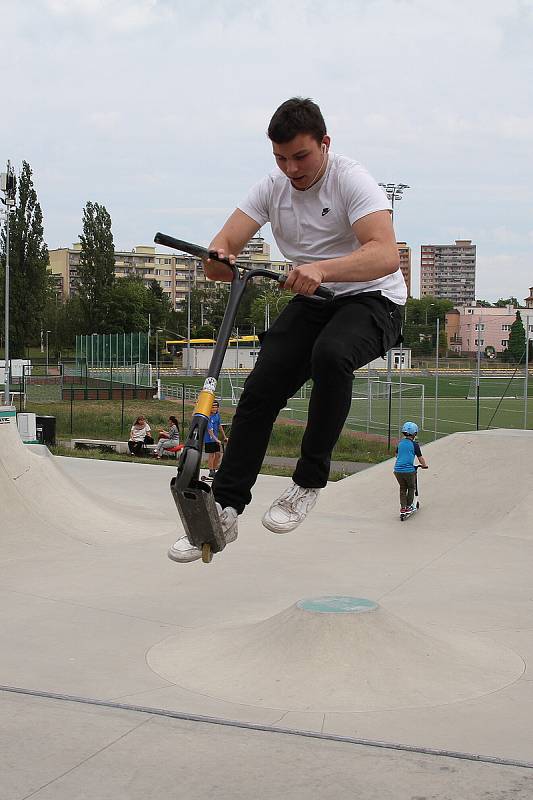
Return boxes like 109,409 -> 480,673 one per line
394,422 -> 428,514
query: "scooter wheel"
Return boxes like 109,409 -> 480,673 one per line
416,502 -> 420,509
174,447 -> 201,489
400,515 -> 405,522
202,543 -> 213,563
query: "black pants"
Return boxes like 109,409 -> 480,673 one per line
213,292 -> 402,514
128,435 -> 154,456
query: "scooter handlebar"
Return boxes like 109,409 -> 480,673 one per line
240,266 -> 334,300
154,232 -> 334,299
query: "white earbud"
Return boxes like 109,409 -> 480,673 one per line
321,143 -> 327,155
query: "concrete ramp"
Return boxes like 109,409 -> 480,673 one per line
147,595 -> 523,712
2,422 -> 533,793
321,430 -> 533,535
0,408 -> 177,557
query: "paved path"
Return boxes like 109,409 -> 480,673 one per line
261,455 -> 372,474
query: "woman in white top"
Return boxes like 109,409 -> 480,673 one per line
128,415 -> 152,456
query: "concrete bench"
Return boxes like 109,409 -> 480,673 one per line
72,438 -> 132,454
71,438 -> 182,458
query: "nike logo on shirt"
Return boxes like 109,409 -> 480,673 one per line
321,208 -> 330,216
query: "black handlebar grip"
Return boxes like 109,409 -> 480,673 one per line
207,249 -> 236,268
154,232 -> 182,249
314,285 -> 335,300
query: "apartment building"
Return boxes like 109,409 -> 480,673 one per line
48,234 -> 290,308
397,242 -> 411,297
446,304 -> 533,355
420,239 -> 476,305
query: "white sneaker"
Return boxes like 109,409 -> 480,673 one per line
167,503 -> 238,563
262,482 -> 320,534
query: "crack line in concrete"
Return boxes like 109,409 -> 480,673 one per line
19,715 -> 153,799
2,684 -> 532,772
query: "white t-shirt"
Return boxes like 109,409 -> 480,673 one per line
130,423 -> 151,442
238,153 -> 407,305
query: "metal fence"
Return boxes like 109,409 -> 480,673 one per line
76,333 -> 150,368
161,365 -> 533,446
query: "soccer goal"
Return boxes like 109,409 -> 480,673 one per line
466,375 -> 527,400
350,378 -> 425,433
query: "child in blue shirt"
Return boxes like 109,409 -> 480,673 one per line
203,400 -> 228,479
394,421 -> 428,513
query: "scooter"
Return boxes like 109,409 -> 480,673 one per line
154,232 -> 334,562
400,466 -> 420,522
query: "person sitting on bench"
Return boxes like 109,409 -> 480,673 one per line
128,415 -> 153,456
153,416 -> 180,459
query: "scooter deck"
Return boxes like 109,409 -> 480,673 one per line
170,477 -> 226,561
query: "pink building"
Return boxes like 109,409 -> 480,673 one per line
446,305 -> 533,355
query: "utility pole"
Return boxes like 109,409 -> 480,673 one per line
1,161 -> 16,406
46,330 -> 51,375
187,268 -> 192,375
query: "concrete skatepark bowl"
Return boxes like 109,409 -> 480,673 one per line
1,406 -> 533,798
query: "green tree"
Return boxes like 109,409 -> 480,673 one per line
78,201 -> 115,332
507,310 -> 526,362
401,297 -> 454,356
494,297 -> 519,308
0,161 -> 49,357
250,284 -> 292,331
235,282 -> 262,331
181,283 -> 230,336
56,296 -> 86,351
145,279 -> 172,332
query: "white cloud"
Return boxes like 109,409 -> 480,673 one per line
44,0 -> 165,30
476,253 -> 533,302
1,0 -> 531,306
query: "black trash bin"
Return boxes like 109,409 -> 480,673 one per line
36,415 -> 56,446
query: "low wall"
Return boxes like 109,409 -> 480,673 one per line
62,386 -> 155,401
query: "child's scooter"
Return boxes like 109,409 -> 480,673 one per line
154,232 -> 334,562
400,466 -> 420,522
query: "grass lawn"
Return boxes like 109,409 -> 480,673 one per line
25,398 -> 391,467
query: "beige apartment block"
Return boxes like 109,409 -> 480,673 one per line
48,234 -> 291,308
420,239 -> 476,305
397,242 -> 411,296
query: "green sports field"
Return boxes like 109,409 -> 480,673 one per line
159,371 -> 533,444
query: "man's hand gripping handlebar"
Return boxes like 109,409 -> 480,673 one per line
154,233 -> 334,300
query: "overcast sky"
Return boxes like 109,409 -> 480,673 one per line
2,0 -> 532,301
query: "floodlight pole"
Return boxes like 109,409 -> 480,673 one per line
2,161 -> 16,406
378,182 -> 410,424
4,198 -> 9,405
377,182 -> 410,224
434,317 -> 440,441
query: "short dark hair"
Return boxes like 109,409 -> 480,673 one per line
267,97 -> 326,145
